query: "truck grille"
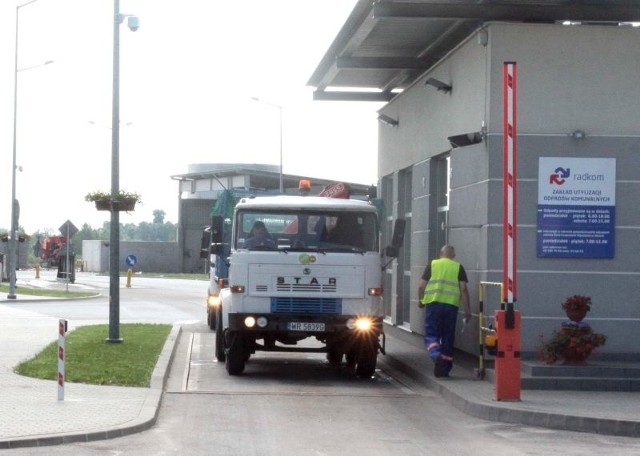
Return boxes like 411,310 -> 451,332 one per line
276,283 -> 337,293
271,297 -> 342,314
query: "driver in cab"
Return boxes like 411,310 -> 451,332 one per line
244,221 -> 276,249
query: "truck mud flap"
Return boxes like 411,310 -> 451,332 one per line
379,332 -> 386,356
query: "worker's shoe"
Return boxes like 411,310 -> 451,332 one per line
434,357 -> 449,378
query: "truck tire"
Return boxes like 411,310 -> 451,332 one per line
225,331 -> 246,375
215,312 -> 225,362
326,346 -> 343,366
207,308 -> 217,331
355,344 -> 378,379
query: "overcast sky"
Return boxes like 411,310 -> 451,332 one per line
0,0 -> 382,234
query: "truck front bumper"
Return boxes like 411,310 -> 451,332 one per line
228,313 -> 383,337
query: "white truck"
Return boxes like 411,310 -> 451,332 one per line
205,184 -> 404,377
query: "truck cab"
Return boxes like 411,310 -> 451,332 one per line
207,192 -> 404,377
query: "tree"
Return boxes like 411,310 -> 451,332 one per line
153,210 -> 166,224
71,223 -> 102,254
26,209 -> 177,261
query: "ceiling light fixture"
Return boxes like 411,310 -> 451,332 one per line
425,78 -> 452,93
377,113 -> 399,127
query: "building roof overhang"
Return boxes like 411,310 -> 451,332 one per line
308,0 -> 640,102
170,163 -> 374,196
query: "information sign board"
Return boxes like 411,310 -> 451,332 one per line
537,157 -> 616,258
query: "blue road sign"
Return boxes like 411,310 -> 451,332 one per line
125,254 -> 138,267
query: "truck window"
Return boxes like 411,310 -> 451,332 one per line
235,210 -> 378,252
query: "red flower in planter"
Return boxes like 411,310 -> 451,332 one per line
561,295 -> 591,312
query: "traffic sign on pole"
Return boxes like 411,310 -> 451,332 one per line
125,254 -> 137,267
59,220 -> 78,238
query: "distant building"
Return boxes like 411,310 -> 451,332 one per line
0,237 -> 28,280
170,163 -> 374,273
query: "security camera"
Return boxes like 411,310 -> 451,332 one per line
127,16 -> 140,32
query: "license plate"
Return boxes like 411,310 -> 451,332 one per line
287,322 -> 325,332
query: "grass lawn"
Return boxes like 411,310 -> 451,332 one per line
14,324 -> 172,387
0,284 -> 97,299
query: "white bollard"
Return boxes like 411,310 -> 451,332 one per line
58,319 -> 67,401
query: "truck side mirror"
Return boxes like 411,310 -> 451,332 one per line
208,216 -> 225,255
199,227 -> 212,259
383,218 -> 405,262
386,218 -> 406,258
391,218 -> 405,249
384,246 -> 398,258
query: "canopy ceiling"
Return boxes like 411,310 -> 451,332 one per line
308,0 -> 640,102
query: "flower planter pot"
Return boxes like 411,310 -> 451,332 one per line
94,200 -> 111,211
561,347 -> 592,365
111,199 -> 137,212
94,199 -> 137,211
565,308 -> 588,322
559,326 -> 591,335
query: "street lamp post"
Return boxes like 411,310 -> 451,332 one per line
108,0 -> 122,341
251,97 -> 283,193
107,0 -> 138,342
8,0 -> 48,300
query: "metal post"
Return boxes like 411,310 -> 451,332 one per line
502,61 -> 518,325
495,61 -> 520,401
108,0 -> 122,343
278,105 -> 283,193
7,0 -> 51,299
65,224 -> 70,292
58,319 -> 67,401
9,0 -> 48,300
8,4 -> 21,300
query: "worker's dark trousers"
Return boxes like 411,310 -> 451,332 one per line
424,302 -> 458,374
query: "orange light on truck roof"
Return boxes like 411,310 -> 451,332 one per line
299,179 -> 311,190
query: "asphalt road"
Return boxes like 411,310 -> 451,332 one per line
7,273 -> 640,455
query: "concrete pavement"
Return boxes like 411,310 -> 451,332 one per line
0,298 -> 179,449
1,273 -> 639,448
382,325 -> 640,437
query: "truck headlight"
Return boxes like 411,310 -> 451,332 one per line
347,317 -> 374,332
207,294 -> 221,308
244,316 -> 256,328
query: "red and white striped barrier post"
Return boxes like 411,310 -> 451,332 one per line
495,62 -> 521,401
58,319 -> 67,401
502,62 -> 518,310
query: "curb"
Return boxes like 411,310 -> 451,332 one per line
381,332 -> 640,438
0,293 -> 103,304
1,325 -> 181,449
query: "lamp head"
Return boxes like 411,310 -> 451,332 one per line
127,16 -> 140,31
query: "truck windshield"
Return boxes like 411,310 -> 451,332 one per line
236,210 -> 378,253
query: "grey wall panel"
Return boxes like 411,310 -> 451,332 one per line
379,29 -> 489,177
379,22 -> 640,356
488,24 -> 640,136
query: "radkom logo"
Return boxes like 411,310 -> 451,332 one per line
549,167 -> 570,185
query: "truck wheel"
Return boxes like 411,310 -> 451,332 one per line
355,344 -> 378,379
225,331 -> 246,375
346,350 -> 356,369
215,313 -> 225,362
326,347 -> 343,366
207,309 -> 217,331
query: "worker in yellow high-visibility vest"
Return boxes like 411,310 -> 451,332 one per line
418,245 -> 471,378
